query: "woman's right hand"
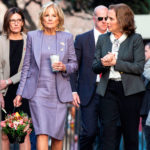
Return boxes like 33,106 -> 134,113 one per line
13,95 -> 22,107
0,80 -> 7,90
72,92 -> 80,108
101,53 -> 116,66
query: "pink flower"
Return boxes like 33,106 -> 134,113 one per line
8,122 -> 14,128
19,119 -> 24,125
1,121 -> 6,127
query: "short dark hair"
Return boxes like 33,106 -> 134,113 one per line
109,3 -> 136,36
2,7 -> 25,38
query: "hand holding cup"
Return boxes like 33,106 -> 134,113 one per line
52,61 -> 66,72
50,55 -> 66,72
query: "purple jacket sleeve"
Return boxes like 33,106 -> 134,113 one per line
62,34 -> 78,77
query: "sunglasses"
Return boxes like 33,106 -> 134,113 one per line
97,17 -> 108,21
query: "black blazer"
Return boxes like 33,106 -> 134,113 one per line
70,30 -> 97,106
92,32 -> 145,96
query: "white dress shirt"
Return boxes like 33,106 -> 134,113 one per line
109,33 -> 127,81
94,27 -> 107,82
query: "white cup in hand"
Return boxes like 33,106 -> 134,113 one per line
50,55 -> 59,72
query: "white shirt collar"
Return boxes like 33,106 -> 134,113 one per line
94,27 -> 107,44
110,33 -> 127,44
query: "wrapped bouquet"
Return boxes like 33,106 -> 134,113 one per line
1,112 -> 32,143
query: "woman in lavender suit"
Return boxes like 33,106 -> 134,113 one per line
13,2 -> 78,150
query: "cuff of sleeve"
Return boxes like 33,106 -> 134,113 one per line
72,92 -> 77,94
62,64 -> 69,77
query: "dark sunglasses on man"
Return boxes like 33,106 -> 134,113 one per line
97,17 -> 108,21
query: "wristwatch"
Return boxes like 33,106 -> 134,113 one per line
5,80 -> 9,85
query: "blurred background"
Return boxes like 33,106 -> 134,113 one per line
0,0 -> 150,42
0,0 -> 150,150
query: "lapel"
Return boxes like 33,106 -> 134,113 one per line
33,30 -> 44,69
104,33 -> 112,55
34,31 -> 67,68
18,33 -> 26,71
4,36 -> 10,77
88,30 -> 95,57
56,31 -> 66,61
117,37 -> 128,59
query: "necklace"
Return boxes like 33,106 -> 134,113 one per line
45,34 -> 57,51
43,32 -> 57,54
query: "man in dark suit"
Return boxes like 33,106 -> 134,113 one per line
70,5 -> 108,150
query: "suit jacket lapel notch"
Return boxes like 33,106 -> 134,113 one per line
104,34 -> 112,55
88,30 -> 95,57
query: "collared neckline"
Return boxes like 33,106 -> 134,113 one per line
110,33 -> 127,44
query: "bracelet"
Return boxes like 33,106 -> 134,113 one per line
5,80 -> 9,85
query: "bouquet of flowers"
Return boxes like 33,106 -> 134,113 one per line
1,112 -> 32,143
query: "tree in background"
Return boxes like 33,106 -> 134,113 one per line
69,0 -> 150,14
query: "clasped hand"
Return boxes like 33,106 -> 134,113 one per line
52,62 -> 66,72
0,80 -> 7,90
101,52 -> 116,66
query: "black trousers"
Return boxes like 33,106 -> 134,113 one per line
100,80 -> 143,150
79,93 -> 102,150
142,115 -> 150,150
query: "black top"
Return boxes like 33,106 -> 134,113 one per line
9,40 -> 23,76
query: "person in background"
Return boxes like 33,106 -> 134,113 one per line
140,42 -> 150,150
70,5 -> 108,150
92,3 -> 145,150
0,7 -> 31,150
13,2 -> 78,150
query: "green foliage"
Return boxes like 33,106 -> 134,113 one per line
68,0 -> 150,14
126,0 -> 150,14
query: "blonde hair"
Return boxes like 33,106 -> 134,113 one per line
39,1 -> 65,31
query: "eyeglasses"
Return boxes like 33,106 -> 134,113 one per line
9,19 -> 22,24
97,17 -> 108,21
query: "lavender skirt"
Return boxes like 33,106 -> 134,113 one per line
29,96 -> 67,140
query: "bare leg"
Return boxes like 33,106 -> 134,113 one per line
37,134 -> 48,150
2,133 -> 10,150
19,133 -> 31,150
51,138 -> 63,150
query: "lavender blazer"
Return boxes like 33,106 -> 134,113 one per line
17,30 -> 78,102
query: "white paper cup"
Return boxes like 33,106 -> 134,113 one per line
50,55 -> 59,72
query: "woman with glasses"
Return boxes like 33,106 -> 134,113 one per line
0,7 -> 31,150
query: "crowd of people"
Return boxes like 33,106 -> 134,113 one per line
0,1 -> 150,150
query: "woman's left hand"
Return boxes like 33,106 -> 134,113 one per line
101,53 -> 116,66
52,61 -> 66,72
0,79 -> 12,90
